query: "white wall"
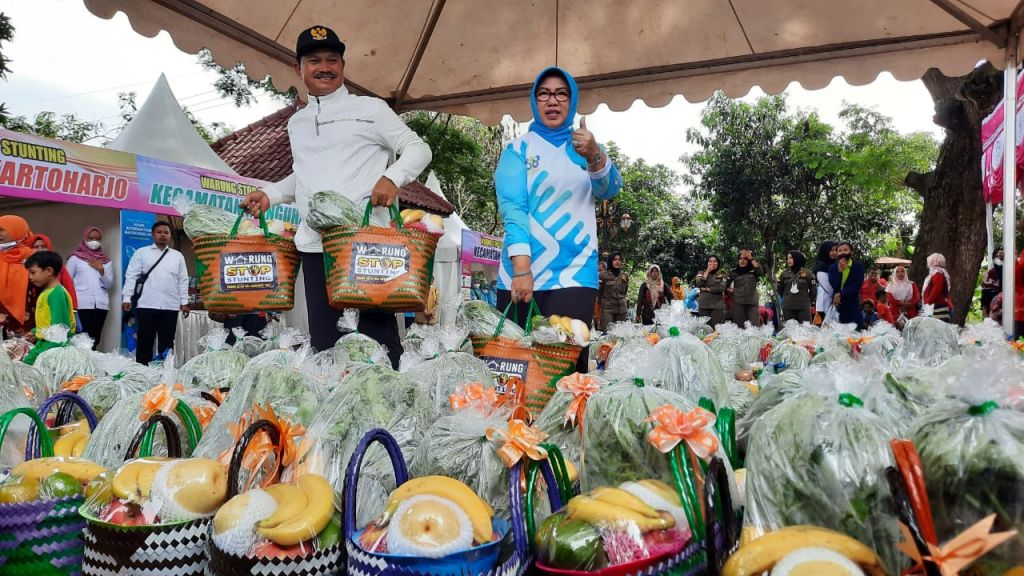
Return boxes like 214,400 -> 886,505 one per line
10,203 -> 123,351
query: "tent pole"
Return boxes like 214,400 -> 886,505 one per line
1003,38 -> 1019,336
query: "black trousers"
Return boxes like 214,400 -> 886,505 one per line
135,308 -> 178,365
497,287 -> 598,374
782,308 -> 812,323
224,314 -> 269,346
301,252 -> 402,369
78,309 -> 108,350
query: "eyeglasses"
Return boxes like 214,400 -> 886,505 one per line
536,89 -> 570,102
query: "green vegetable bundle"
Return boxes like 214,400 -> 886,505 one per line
536,373 -> 609,467
765,342 -> 811,370
910,364 -> 1024,574
744,389 -> 902,574
306,190 -> 360,231
639,330 -> 729,408
458,300 -> 526,340
179,329 -> 249,390
400,326 -> 494,417
12,362 -> 48,406
193,344 -> 326,463
290,364 -> 431,526
335,332 -> 388,365
900,316 -> 960,365
34,333 -> 100,392
603,322 -> 655,381
582,379 -> 694,489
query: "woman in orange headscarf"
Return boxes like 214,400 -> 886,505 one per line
0,215 -> 35,331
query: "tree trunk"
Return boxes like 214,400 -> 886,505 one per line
905,65 -> 1003,325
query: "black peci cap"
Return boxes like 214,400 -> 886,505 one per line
295,25 -> 346,61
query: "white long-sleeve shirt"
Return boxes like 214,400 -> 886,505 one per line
122,245 -> 189,311
66,255 -> 113,310
816,270 -> 834,314
265,85 -> 432,253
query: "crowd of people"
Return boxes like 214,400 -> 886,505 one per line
590,239 -> 1019,335
0,215 -> 196,366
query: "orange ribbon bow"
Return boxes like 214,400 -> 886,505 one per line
646,404 -> 720,460
449,382 -> 500,414
898,515 -> 1017,576
486,419 -> 548,468
139,383 -> 186,421
1011,339 -> 1024,353
847,336 -> 873,356
557,373 -> 601,430
61,375 -> 94,393
219,403 -> 305,490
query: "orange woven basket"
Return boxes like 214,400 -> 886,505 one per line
193,212 -> 300,313
470,301 -> 581,415
321,203 -> 438,312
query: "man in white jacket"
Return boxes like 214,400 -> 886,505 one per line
243,25 -> 431,366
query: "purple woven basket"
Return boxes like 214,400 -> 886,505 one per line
0,406 -> 87,576
343,428 -> 535,576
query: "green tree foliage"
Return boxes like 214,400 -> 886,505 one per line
602,143 -> 711,283
404,111 -> 513,233
198,48 -> 297,107
683,92 -> 937,283
1,111 -> 102,144
0,12 -> 15,122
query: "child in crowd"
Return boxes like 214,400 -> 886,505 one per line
23,251 -> 76,365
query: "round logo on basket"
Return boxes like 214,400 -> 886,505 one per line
220,252 -> 279,292
350,242 -> 410,284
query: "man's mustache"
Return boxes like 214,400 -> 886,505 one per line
314,72 -> 336,79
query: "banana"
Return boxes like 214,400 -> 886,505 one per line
636,479 -> 683,506
54,429 -> 88,457
383,475 -> 494,544
259,483 -> 308,529
590,487 -> 661,519
13,457 -> 106,484
111,459 -> 167,501
164,458 -> 227,514
401,209 -> 426,225
257,475 -> 335,546
721,525 -> 884,576
566,495 -> 674,532
72,434 -> 90,458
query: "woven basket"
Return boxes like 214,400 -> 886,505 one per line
469,302 -> 581,415
193,211 -> 300,313
205,418 -> 345,576
528,440 -> 741,576
27,392 -> 99,460
322,203 -> 437,312
81,413 -> 211,576
343,428 -> 530,576
0,407 -> 87,576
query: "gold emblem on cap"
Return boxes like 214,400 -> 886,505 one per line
311,27 -> 328,40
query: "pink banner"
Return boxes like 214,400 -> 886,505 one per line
0,128 -> 299,223
981,71 -> 1024,204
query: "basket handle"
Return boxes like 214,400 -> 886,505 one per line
227,418 -> 284,498
200,388 -> 231,406
493,299 -> 544,339
0,407 -> 54,459
342,428 -> 410,542
125,413 -> 183,460
26,391 -> 99,460
230,209 -> 271,238
668,445 -> 704,541
360,201 -> 404,229
523,453 -> 569,545
704,457 -> 741,573
173,400 -> 203,453
696,397 -> 741,470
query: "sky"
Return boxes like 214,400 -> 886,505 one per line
2,0 -> 946,178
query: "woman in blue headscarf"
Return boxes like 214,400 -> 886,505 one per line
494,66 -> 622,371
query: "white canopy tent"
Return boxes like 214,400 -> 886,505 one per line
82,0 -> 1024,332
105,75 -> 308,358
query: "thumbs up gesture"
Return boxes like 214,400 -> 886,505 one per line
572,116 -> 601,165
